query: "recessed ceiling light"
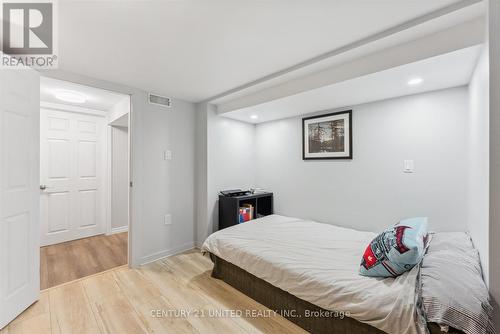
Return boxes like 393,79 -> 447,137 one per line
54,90 -> 86,103
407,78 -> 423,86
250,114 -> 258,120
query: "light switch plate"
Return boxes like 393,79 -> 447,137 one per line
164,150 -> 172,160
164,214 -> 172,225
404,160 -> 414,173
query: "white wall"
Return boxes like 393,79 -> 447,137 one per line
488,0 -> 500,327
195,103 -> 209,246
40,71 -> 197,266
110,126 -> 129,233
255,87 -> 469,233
195,103 -> 256,246
468,46 -> 490,285
206,106 -> 256,238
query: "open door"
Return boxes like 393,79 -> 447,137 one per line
0,67 -> 40,328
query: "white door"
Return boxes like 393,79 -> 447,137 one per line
0,68 -> 40,328
40,108 -> 106,246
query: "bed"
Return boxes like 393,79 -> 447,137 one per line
202,215 -> 494,334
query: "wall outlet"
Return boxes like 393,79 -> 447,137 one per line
164,214 -> 172,225
164,150 -> 172,160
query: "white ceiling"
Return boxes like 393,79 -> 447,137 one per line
56,0 -> 475,102
222,45 -> 482,124
210,2 -> 484,105
40,77 -> 129,111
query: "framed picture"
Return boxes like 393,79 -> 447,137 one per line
302,110 -> 352,160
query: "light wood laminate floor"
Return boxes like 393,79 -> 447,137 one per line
2,249 -> 306,334
40,232 -> 128,289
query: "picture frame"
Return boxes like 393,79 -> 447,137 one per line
302,110 -> 352,160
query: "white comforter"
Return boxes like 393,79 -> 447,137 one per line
202,215 -> 426,334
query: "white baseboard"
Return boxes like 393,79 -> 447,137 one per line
139,241 -> 196,265
108,226 -> 129,235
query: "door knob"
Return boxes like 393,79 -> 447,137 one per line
40,185 -> 47,190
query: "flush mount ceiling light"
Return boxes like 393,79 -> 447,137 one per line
250,114 -> 259,120
54,90 -> 87,103
407,77 -> 424,86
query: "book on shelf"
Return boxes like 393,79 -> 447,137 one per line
242,204 -> 254,219
239,204 -> 254,223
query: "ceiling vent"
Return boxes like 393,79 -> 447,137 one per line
148,93 -> 172,108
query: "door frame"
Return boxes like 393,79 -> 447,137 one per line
39,102 -> 108,246
39,72 -> 138,267
106,107 -> 131,236
39,79 -> 134,269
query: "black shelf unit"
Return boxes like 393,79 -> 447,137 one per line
218,192 -> 273,230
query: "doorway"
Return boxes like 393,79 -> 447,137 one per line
39,77 -> 131,289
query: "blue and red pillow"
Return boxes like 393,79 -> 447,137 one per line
360,217 -> 428,277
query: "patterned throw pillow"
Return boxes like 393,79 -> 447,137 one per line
360,217 -> 428,277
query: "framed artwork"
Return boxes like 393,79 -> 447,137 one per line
302,110 -> 352,160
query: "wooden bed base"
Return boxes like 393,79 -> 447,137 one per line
210,254 -> 462,334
